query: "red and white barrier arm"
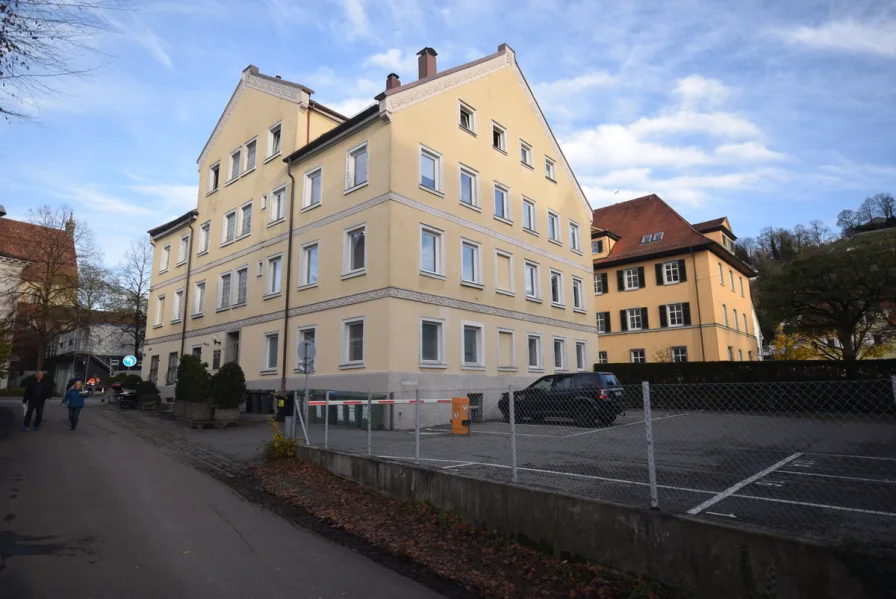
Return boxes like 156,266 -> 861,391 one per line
306,398 -> 454,406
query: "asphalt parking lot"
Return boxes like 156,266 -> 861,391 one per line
307,407 -> 896,547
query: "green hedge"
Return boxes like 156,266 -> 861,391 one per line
595,360 -> 896,384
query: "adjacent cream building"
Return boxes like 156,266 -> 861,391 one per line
143,45 -> 599,398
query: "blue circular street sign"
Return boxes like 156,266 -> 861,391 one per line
122,355 -> 137,368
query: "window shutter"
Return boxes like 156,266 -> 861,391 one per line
619,310 -> 628,332
678,259 -> 687,282
683,302 -> 692,326
641,307 -> 649,329
601,273 -> 608,293
655,263 -> 664,286
659,305 -> 668,328
603,312 -> 611,333
616,270 -> 624,291
637,266 -> 645,288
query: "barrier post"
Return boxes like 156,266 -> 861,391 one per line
509,385 -> 517,483
414,388 -> 420,466
367,391 -> 373,456
324,391 -> 330,450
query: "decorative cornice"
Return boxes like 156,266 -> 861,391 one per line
245,73 -> 307,105
198,81 -> 246,170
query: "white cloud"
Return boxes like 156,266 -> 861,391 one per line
363,48 -> 418,77
715,142 -> 787,162
129,184 -> 199,211
630,111 -> 760,139
779,19 -> 896,59
327,97 -> 376,117
674,75 -> 730,109
342,0 -> 370,40
563,124 -> 714,169
534,71 -> 616,97
135,28 -> 173,70
582,169 -> 768,208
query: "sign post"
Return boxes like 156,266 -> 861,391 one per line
296,341 -> 316,442
122,355 -> 137,374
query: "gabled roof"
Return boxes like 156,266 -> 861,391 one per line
591,194 -> 755,276
692,216 -> 736,240
148,210 -> 198,240
283,104 -> 379,165
0,218 -> 76,268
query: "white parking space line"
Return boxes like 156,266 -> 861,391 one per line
807,452 -> 896,462
778,470 -> 896,485
687,452 -> 803,515
441,462 -> 476,470
561,412 -> 694,438
469,430 -> 562,438
732,494 -> 896,518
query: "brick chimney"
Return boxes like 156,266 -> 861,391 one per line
386,73 -> 401,90
417,47 -> 437,80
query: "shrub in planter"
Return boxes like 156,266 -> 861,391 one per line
210,361 -> 247,421
175,355 -> 211,420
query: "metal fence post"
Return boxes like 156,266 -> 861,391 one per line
509,385 -> 517,483
892,376 -> 896,410
642,381 -> 659,510
414,388 -> 420,466
367,391 -> 373,457
324,390 -> 330,450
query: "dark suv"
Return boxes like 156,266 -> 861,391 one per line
498,372 -> 625,427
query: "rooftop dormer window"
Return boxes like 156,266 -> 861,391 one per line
640,232 -> 663,244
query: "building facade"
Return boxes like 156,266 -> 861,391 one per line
143,45 -> 598,401
591,195 -> 760,363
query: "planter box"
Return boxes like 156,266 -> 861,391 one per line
214,407 -> 239,422
184,401 -> 211,421
173,400 -> 187,418
139,393 -> 160,411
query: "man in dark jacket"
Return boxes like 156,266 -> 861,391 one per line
22,371 -> 53,431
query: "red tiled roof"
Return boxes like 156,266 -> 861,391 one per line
692,217 -> 727,232
0,218 -> 77,280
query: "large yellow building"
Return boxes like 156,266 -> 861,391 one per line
591,195 -> 760,363
143,45 -> 598,399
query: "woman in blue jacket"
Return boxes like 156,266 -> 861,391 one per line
61,380 -> 86,431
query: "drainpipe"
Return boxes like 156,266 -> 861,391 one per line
179,216 -> 197,359
281,165 -> 298,392
691,248 -> 707,361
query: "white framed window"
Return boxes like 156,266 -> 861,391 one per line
729,269 -> 735,291
461,321 -> 485,369
572,277 -> 585,311
222,210 -> 236,244
341,317 -> 365,367
594,273 -> 605,294
419,225 -> 444,277
300,241 -> 319,287
458,101 -> 475,133
419,145 -> 442,193
591,239 -> 603,254
575,341 -> 587,371
596,312 -> 608,333
172,288 -> 183,322
497,328 -> 516,370
553,337 -> 567,371
217,272 -> 232,310
569,221 -> 581,252
524,261 -> 540,300
346,141 -> 369,191
527,333 -> 543,371
728,346 -> 735,361
262,332 -> 279,372
495,250 -> 514,295
303,166 -> 323,210
296,326 -> 317,372
239,201 -> 252,238
235,266 -> 248,305
739,277 -> 745,297
547,210 -> 561,243
256,261 -> 263,277
177,234 -> 189,265
245,138 -> 257,172
733,309 -> 739,331
598,351 -> 608,364
460,239 -> 482,286
459,164 -> 479,208
663,261 -> 680,284
739,349 -> 744,361
545,157 -> 556,180
718,262 -> 724,285
722,304 -> 729,327
267,122 -> 282,158
667,303 -> 684,327
493,182 -> 510,221
228,148 -> 241,181
624,267 -> 640,290
550,269 -> 564,306
520,140 -> 532,167
672,346 -> 688,363
492,122 -> 506,152
743,313 -> 749,333
192,281 -> 205,316
269,185 -> 286,223
630,349 -> 646,364
420,318 -> 445,367
266,255 -> 282,296
159,245 -> 170,273
343,224 -> 366,276
154,295 -> 165,327
198,222 -> 210,254
627,308 -> 643,330
522,198 -> 536,233
208,162 -> 220,194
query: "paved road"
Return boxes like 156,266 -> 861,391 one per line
0,400 -> 445,599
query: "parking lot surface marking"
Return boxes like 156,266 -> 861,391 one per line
687,452 -> 803,515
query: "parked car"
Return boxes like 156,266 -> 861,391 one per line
498,372 -> 625,427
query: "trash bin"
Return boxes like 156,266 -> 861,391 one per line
467,393 -> 483,423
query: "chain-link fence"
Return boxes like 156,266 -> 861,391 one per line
288,377 -> 896,546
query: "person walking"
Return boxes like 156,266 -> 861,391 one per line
22,371 -> 53,431
61,380 -> 86,431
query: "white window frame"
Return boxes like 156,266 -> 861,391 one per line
341,317 -> 366,368
345,141 -> 369,192
159,244 -> 170,273
672,346 -> 688,363
265,254 -> 283,297
550,269 -> 564,307
728,346 -> 735,361
524,260 -> 541,301
739,349 -> 744,361
461,320 -> 485,370
460,238 -> 483,288
598,351 -> 608,364
228,147 -> 241,182
663,261 -> 680,284
269,185 -> 286,224
491,121 -> 506,153
419,144 -> 443,195
197,221 -> 210,255
519,139 -> 533,167
458,163 -> 480,210
594,273 -> 605,295
547,210 -> 561,244
267,122 -> 282,160
730,269 -> 735,291
418,224 -> 444,278
496,327 -> 517,371
591,239 -> 603,254
177,234 -> 189,265
171,288 -> 184,323
262,331 -> 279,372
545,157 -> 556,180
718,262 -> 724,285
552,336 -> 567,371
238,200 -> 252,239
299,241 -> 319,289
627,308 -> 643,330
222,210 -> 236,245
458,100 -> 476,133
192,281 -> 205,317
734,309 -> 740,331
575,340 -> 587,372
302,165 -> 323,211
419,317 -> 446,368
569,221 -> 581,252
493,182 -> 511,223
743,313 -> 749,333
667,303 -> 684,327
596,312 -> 608,333
234,266 -> 249,306
624,267 -> 640,290
739,277 -> 745,297
630,349 -> 646,364
217,272 -> 232,310
295,325 -> 317,372
244,137 -> 257,173
495,249 -> 514,296
207,162 -> 220,194
722,304 -> 729,327
522,197 -> 537,234
343,224 -> 367,278
572,276 -> 585,312
527,333 -> 543,372
154,294 -> 165,327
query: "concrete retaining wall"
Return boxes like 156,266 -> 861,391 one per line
295,446 -> 895,599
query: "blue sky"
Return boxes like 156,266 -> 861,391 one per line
2,0 -> 894,265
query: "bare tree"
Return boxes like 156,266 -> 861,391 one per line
857,196 -> 880,224
807,220 -> 832,245
871,193 -> 895,220
651,346 -> 673,363
108,236 -> 152,357
836,209 -> 860,235
0,0 -> 128,121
